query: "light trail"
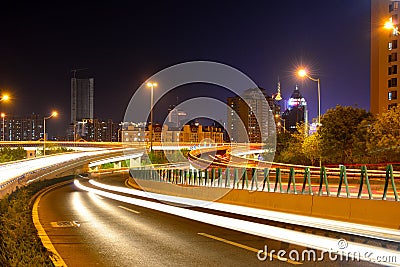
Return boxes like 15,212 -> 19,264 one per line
89,179 -> 400,242
76,179 -> 400,266
0,148 -> 143,188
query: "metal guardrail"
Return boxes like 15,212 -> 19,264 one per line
130,164 -> 400,201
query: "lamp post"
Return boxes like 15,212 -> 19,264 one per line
297,69 -> 321,126
0,95 -> 10,142
298,68 -> 322,167
274,114 -> 286,133
43,111 -> 58,156
146,82 -> 157,152
1,113 -> 5,141
278,118 -> 286,132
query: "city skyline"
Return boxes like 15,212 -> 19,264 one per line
0,1 -> 371,136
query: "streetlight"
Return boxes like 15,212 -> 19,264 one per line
274,114 -> 286,133
146,82 -> 157,152
0,94 -> 9,102
384,17 -> 399,35
1,113 -> 5,141
0,95 -> 9,142
43,111 -> 58,156
297,68 -> 321,126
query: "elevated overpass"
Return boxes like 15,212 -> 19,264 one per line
128,144 -> 400,230
2,141 -> 398,266
2,140 -> 399,230
0,143 -> 145,198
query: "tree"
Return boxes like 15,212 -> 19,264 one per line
318,106 -> 372,164
0,147 -> 26,163
367,106 -> 400,162
352,116 -> 376,163
274,131 -> 293,161
302,131 -> 320,166
274,123 -> 313,165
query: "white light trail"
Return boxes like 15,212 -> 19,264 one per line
76,180 -> 400,266
0,149 -> 119,187
88,153 -> 143,167
89,179 -> 400,243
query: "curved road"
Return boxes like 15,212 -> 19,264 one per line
36,174 -> 384,267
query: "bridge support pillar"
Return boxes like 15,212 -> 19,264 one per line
114,161 -> 122,169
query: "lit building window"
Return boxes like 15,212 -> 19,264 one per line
389,2 -> 398,12
389,90 -> 398,100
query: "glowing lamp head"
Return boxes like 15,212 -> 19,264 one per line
1,113 -> 5,118
298,69 -> 307,78
51,111 -> 58,117
385,18 -> 394,30
1,94 -> 9,101
146,82 -> 157,88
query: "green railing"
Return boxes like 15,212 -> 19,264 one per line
129,165 -> 399,201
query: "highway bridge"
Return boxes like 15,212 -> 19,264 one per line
1,141 -> 399,266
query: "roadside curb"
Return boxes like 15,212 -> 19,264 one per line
31,179 -> 74,267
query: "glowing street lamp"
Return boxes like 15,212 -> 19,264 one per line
43,111 -> 58,156
146,82 -> 157,152
0,95 -> 10,142
384,17 -> 399,35
0,94 -> 9,102
297,68 -> 321,126
1,113 -> 5,141
275,114 -> 286,132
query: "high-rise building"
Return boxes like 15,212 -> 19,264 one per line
71,77 -> 94,123
3,114 -> 43,141
227,88 -> 279,143
371,0 -> 400,114
71,118 -> 120,142
167,105 -> 187,128
281,85 -> 308,132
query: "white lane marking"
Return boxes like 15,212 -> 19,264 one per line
118,205 -> 140,214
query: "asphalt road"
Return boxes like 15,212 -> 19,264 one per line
36,174 -> 383,267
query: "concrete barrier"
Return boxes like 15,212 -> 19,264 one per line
128,177 -> 400,229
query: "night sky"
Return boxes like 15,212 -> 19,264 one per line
0,1 -> 371,137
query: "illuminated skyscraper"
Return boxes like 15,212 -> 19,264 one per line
282,85 -> 308,132
227,88 -> 279,143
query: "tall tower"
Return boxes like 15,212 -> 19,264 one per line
282,85 -> 307,132
71,74 -> 94,123
227,88 -> 279,143
371,0 -> 400,114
